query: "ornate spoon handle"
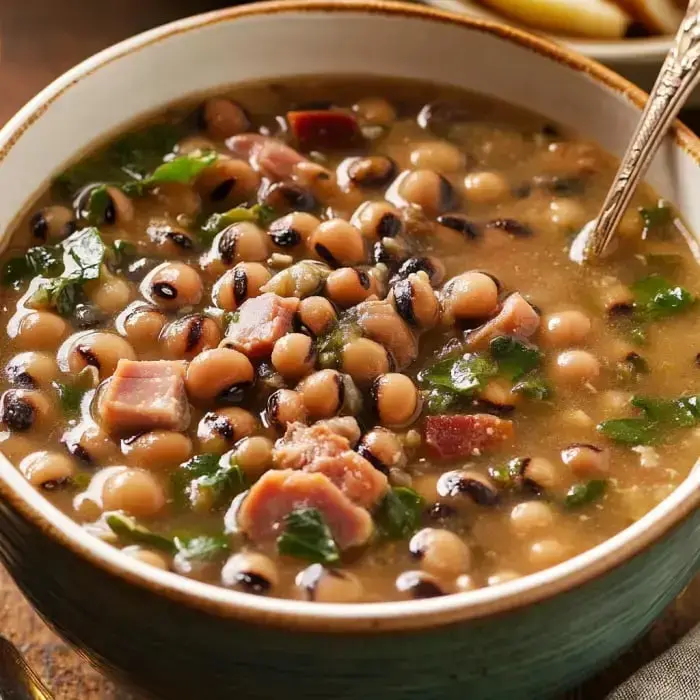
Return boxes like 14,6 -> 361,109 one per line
575,0 -> 700,262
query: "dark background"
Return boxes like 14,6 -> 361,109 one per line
0,1 -> 699,698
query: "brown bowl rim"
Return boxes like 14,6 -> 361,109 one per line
0,0 -> 698,633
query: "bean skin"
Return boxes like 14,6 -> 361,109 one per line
160,315 -> 221,360
101,468 -> 166,517
185,348 -> 255,402
122,431 -> 193,470
143,262 -> 203,310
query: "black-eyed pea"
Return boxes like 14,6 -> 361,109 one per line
19,450 -> 75,489
267,389 -> 308,429
437,470 -> 500,507
201,97 -> 249,139
233,436 -> 274,478
121,306 -> 167,352
197,408 -> 258,454
480,378 -> 519,410
295,564 -> 363,603
370,373 -> 421,428
308,219 -> 366,268
409,528 -> 471,578
122,431 -> 193,470
540,310 -> 591,348
150,183 -> 202,219
341,338 -> 391,385
146,223 -> 196,257
410,472 -> 440,504
553,350 -> 600,386
440,271 -> 499,323
260,182 -> 316,215
529,539 -> 569,569
392,256 -> 446,288
463,171 -> 509,204
186,348 -> 254,403
325,268 -> 377,308
410,141 -> 465,173
395,570 -> 447,599
5,352 -> 58,389
161,315 -> 221,361
352,97 -> 396,127
548,198 -> 586,230
350,201 -> 404,241
561,444 -> 609,477
271,333 -> 316,380
217,223 -> 270,265
522,457 -> 559,490
101,468 -> 166,517
85,271 -> 132,315
509,501 -> 555,536
61,331 -> 136,380
122,545 -> 171,571
391,170 -> 455,216
213,263 -> 271,311
268,213 -> 320,249
357,427 -> 406,474
221,552 -> 278,595
344,156 -> 396,189
390,272 -> 439,329
195,158 -> 260,206
14,311 -> 67,351
0,389 -> 53,432
29,205 -> 76,242
297,370 -> 359,420
617,208 -> 645,240
63,424 -> 118,465
297,296 -> 337,336
142,262 -> 203,310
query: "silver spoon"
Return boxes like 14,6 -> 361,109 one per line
0,636 -> 55,699
570,0 -> 700,263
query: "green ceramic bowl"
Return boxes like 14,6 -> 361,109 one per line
0,3 -> 698,698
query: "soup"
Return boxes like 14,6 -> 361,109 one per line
1,77 -> 698,603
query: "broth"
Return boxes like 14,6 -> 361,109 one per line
0,76 -> 698,602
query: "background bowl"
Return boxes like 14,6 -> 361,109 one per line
0,2 -> 699,699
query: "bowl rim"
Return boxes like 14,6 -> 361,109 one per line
0,0 -> 698,633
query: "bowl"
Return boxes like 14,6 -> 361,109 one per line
0,2 -> 699,699
420,0 -> 678,98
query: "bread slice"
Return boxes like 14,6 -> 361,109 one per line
476,0 -> 631,38
613,0 -> 684,34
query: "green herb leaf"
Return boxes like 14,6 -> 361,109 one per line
106,513 -> 177,554
173,534 -> 229,562
277,507 -> 340,564
565,480 -> 607,509
1,245 -> 64,287
639,202 -> 672,233
374,487 -> 425,540
143,151 -> 217,186
199,204 -> 276,243
632,274 -> 694,321
82,185 -> 111,225
418,353 -> 497,395
512,375 -> 552,400
597,418 -> 660,445
488,457 -> 527,488
615,352 -> 649,383
423,387 -> 457,414
52,367 -> 95,417
489,335 -> 542,380
171,453 -> 248,510
110,240 -> 138,268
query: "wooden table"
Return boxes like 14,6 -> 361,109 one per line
0,2 -> 698,698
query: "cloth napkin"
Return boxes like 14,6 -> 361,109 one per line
606,625 -> 700,699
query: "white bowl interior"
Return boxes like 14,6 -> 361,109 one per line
0,4 -> 698,624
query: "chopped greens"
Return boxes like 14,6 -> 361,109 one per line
512,375 -> 552,400
374,487 -> 425,540
488,457 -> 528,489
564,480 -> 607,509
171,453 -> 248,510
418,353 -> 497,396
109,239 -> 138,268
276,507 -> 340,564
106,513 -> 177,554
199,204 -> 276,242
632,274 -> 694,321
598,394 -> 700,445
639,202 -> 672,234
489,336 -> 541,381
1,244 -> 63,287
173,534 -> 230,562
143,151 -> 217,185
81,185 -> 112,225
52,368 -> 95,417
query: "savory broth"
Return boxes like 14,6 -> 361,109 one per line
1,77 -> 698,603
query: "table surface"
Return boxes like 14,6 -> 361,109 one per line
0,1 -> 699,698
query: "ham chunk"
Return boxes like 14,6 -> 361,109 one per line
424,414 -> 514,460
237,470 -> 374,549
274,422 -> 387,508
100,360 -> 189,436
221,293 -> 299,358
465,293 -> 540,350
354,299 -> 418,370
226,133 -> 306,181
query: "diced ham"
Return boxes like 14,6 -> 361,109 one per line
354,299 -> 418,370
465,293 -> 540,350
226,133 -> 306,181
287,110 -> 362,150
221,293 -> 299,358
273,422 -> 387,508
424,414 -> 514,460
99,360 -> 189,436
237,469 -> 374,549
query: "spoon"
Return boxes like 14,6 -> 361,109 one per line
0,636 -> 55,699
570,0 -> 700,263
